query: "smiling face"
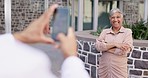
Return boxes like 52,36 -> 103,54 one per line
109,12 -> 123,29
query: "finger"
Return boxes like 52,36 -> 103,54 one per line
122,46 -> 128,51
120,48 -> 124,51
120,46 -> 125,51
67,27 -> 75,38
121,46 -> 126,50
123,45 -> 129,50
47,4 -> 58,19
37,4 -> 58,26
57,33 -> 66,42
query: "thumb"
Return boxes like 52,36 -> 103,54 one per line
57,33 -> 66,42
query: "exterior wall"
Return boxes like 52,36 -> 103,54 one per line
0,0 -> 5,34
122,0 -> 146,24
0,0 -> 67,34
77,38 -> 148,78
11,0 -> 45,33
139,2 -> 144,19
77,40 -> 101,78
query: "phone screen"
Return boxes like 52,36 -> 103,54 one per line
51,7 -> 69,41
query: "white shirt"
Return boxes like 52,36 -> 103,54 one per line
0,34 -> 90,78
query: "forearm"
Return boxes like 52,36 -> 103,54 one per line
108,47 -> 130,56
105,42 -> 116,50
96,39 -> 116,51
106,48 -> 124,56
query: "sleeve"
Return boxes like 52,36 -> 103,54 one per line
95,30 -> 108,51
96,39 -> 108,51
123,29 -> 133,53
114,29 -> 133,56
61,56 -> 90,78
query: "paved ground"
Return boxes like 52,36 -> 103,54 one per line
31,43 -> 64,77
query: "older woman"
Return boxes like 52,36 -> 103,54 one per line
95,8 -> 133,78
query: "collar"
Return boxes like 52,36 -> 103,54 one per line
106,26 -> 125,34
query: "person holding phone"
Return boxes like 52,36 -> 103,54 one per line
0,4 -> 90,78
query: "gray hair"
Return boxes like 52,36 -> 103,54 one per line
109,8 -> 123,18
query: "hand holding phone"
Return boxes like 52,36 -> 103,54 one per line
51,7 -> 70,41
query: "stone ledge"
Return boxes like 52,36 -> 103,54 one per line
76,30 -> 148,47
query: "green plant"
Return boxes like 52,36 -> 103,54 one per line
123,20 -> 148,40
90,26 -> 109,36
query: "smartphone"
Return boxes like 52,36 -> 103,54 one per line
51,7 -> 70,41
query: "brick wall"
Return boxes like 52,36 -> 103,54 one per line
0,0 -> 5,34
0,0 -> 67,34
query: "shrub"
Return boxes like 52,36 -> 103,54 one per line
123,20 -> 148,40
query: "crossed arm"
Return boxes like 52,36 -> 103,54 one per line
96,40 -> 131,54
95,30 -> 133,56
